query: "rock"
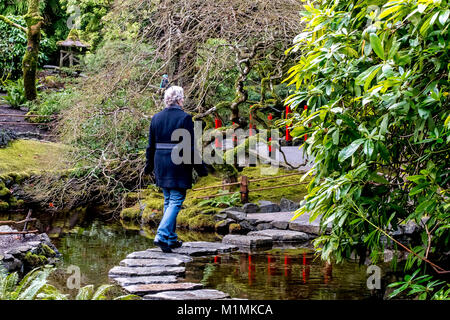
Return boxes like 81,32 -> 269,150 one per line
256,223 -> 273,231
222,235 -> 273,248
124,282 -> 203,295
242,203 -> 259,213
215,219 -> 234,233
239,220 -> 257,232
213,213 -> 227,222
148,246 -> 218,257
247,229 -> 309,242
288,221 -> 320,235
221,206 -> 243,213
271,221 -> 289,230
119,258 -> 184,267
143,289 -> 230,300
225,210 -> 247,221
280,198 -> 300,211
108,266 -> 185,278
127,250 -> 193,263
180,242 -> 238,253
258,201 -> 281,213
112,275 -> 178,287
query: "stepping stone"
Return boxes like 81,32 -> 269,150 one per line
143,289 -> 230,300
124,282 -> 203,295
242,203 -> 259,213
127,250 -> 193,263
247,229 -> 310,242
120,258 -> 184,267
149,245 -> 220,257
111,275 -> 178,286
222,235 -> 273,248
272,221 -> 289,230
180,242 -> 238,253
108,266 -> 185,278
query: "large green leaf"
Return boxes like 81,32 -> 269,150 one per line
338,139 -> 364,162
369,33 -> 384,60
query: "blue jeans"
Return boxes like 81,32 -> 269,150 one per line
154,188 -> 186,245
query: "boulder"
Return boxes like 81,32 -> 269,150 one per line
258,200 -> 281,213
143,289 -> 229,300
280,198 -> 300,211
242,203 -> 259,213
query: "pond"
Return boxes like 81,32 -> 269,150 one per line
1,209 -> 382,299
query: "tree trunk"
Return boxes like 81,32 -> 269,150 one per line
22,0 -> 42,101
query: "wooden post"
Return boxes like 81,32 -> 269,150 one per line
240,175 -> 249,203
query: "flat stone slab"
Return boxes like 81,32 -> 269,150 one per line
247,229 -> 309,242
108,266 -> 185,278
180,242 -> 238,253
222,235 -> 273,248
127,250 -> 193,263
111,275 -> 178,286
119,258 -> 184,267
143,289 -> 230,300
124,282 -> 203,295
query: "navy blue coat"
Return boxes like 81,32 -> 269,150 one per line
145,105 -> 207,189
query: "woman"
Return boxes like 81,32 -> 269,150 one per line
145,86 -> 207,253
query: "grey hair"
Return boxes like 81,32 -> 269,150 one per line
164,86 -> 184,107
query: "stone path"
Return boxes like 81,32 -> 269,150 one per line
108,242 -> 239,299
109,225 -> 316,299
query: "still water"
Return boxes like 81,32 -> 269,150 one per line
1,210 -> 378,299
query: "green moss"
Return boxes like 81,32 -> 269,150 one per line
0,187 -> 10,198
229,223 -> 242,234
24,252 -> 47,267
0,201 -> 9,211
120,206 -> 141,221
40,244 -> 56,257
0,140 -> 71,174
141,207 -> 163,225
187,214 -> 215,231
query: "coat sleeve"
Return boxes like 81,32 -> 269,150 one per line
145,120 -> 155,173
184,114 -> 208,177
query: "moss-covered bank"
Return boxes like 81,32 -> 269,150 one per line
120,166 -> 310,231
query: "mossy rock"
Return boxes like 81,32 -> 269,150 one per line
141,207 -> 163,225
0,200 -> 9,211
187,214 -> 215,231
120,206 -> 141,221
39,244 -> 57,257
229,223 -> 243,234
0,187 -> 11,198
24,252 -> 47,267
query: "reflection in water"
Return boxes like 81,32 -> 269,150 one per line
2,210 -> 377,299
186,251 -> 373,300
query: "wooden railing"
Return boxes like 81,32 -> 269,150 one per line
193,172 -> 307,203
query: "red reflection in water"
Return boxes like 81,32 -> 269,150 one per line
214,255 -> 221,264
284,255 -> 292,277
302,254 -> 310,284
248,253 -> 255,285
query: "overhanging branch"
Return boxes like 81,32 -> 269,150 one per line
0,15 -> 27,33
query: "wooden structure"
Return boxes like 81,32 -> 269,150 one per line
57,31 -> 90,68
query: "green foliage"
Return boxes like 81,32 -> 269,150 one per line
285,0 -> 449,298
0,78 -> 27,109
0,266 -> 138,300
0,15 -> 55,79
388,269 -> 450,300
198,191 -> 240,208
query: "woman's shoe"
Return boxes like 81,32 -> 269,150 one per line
154,239 -> 172,253
169,240 -> 183,249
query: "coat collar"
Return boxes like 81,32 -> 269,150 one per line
167,104 -> 182,110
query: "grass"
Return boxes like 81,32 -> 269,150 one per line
0,139 -> 71,174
